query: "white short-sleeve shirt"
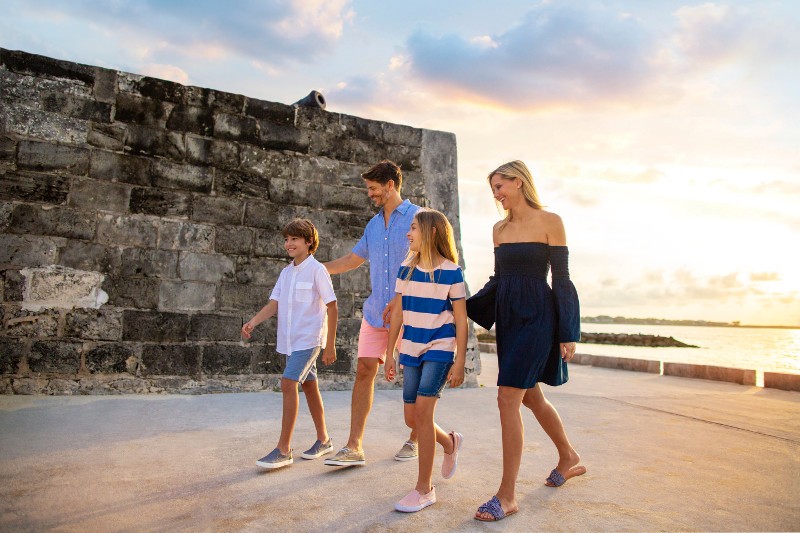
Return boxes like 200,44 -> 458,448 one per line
270,254 -> 337,355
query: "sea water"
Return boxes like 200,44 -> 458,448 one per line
579,323 -> 800,375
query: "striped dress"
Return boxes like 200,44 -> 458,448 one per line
395,259 -> 466,367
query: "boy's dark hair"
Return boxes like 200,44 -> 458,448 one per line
282,218 -> 319,254
361,159 -> 402,192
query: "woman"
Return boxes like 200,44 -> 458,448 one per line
468,160 -> 585,522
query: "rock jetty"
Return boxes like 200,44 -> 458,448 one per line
581,332 -> 698,348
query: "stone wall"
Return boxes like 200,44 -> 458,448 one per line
0,48 -> 479,394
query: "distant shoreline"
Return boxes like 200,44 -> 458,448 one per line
581,317 -> 800,330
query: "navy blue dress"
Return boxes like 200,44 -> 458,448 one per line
467,243 -> 580,389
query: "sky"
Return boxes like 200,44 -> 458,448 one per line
2,0 -> 799,326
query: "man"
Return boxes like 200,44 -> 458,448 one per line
323,160 -> 421,467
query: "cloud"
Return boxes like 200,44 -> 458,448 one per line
750,272 -> 781,282
398,2 -> 796,111
19,0 -> 354,65
139,63 -> 190,84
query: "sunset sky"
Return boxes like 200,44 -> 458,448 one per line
2,0 -> 798,326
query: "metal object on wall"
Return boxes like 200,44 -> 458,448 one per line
293,90 -> 326,109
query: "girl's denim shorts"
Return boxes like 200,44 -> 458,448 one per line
402,360 -> 453,403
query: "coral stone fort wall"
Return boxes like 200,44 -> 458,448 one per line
0,48 -> 479,394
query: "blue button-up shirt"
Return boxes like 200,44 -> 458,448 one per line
353,199 -> 420,328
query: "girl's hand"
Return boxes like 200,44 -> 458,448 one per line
384,356 -> 396,382
322,346 -> 336,365
241,321 -> 255,339
560,342 -> 577,361
447,363 -> 465,388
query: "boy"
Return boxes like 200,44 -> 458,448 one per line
242,218 -> 338,469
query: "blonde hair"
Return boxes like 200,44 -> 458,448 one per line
487,160 -> 543,232
404,208 -> 459,280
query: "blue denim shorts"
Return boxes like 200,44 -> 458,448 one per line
402,360 -> 453,403
282,346 -> 321,383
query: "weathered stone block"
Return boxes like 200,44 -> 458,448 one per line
115,93 -> 172,127
151,160 -> 212,193
202,344 -> 251,375
4,306 -> 59,337
0,234 -> 65,269
103,277 -> 160,309
257,120 -> 309,152
763,372 -> 800,392
0,136 -> 16,164
41,92 -> 113,123
269,178 -> 320,207
21,265 -> 108,311
340,115 -> 384,144
87,122 -> 126,151
248,318 -> 277,344
159,280 -> 216,311
213,113 -> 259,143
166,105 -> 214,136
92,68 -> 117,103
124,124 -> 185,160
158,220 -> 214,252
254,229 -> 287,258
185,136 -> 240,169
252,343 -> 283,374
320,184 -> 372,213
384,143 -> 422,172
130,187 -> 192,217
1,49 -> 95,85
242,200 -> 305,231
90,150 -> 151,186
214,170 -> 270,199
0,68 -> 91,102
663,363 -> 756,385
0,338 -> 25,374
191,195 -> 244,225
0,170 -> 70,204
64,308 -> 123,340
218,282 -> 270,313
590,355 -> 661,373
120,248 -> 178,278
122,310 -> 189,342
244,98 -> 294,123
3,270 -> 26,301
206,89 -> 245,114
215,225 -> 253,255
96,214 -> 158,248
141,344 -> 200,376
188,314 -> 241,341
235,257 -> 286,285
59,240 -> 121,272
295,107 -> 341,133
403,170 -> 426,197
294,156 -> 364,188
9,204 -> 96,240
84,342 -> 134,373
382,121 -> 423,147
28,340 -> 82,373
124,75 -> 185,103
179,252 -> 235,283
3,106 -> 88,144
239,145 -> 293,179
68,179 -> 131,213
17,140 -> 90,174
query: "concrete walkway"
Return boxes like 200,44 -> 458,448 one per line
1,353 -> 798,532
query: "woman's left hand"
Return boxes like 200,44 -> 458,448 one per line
560,342 -> 577,362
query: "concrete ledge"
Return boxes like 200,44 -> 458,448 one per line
663,363 -> 756,386
572,353 -> 593,365
764,372 -> 800,392
591,355 -> 661,373
478,342 -> 496,354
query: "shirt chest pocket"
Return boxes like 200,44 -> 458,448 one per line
294,281 -> 313,303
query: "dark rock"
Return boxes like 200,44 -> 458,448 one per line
122,310 -> 189,342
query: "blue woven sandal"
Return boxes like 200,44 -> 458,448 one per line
546,468 -> 567,487
474,496 -> 516,522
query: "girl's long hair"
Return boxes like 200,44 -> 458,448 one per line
404,208 -> 459,280
488,160 -> 543,233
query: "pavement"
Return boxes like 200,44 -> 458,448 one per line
1,353 -> 799,532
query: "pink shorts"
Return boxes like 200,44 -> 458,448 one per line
357,319 -> 390,361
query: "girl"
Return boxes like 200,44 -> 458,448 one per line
384,208 -> 467,513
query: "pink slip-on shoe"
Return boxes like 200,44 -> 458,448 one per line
441,431 -> 463,479
395,487 -> 436,512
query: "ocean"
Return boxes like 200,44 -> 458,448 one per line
578,323 -> 800,376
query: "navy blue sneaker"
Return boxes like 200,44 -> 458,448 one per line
301,438 -> 334,460
256,448 -> 293,469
